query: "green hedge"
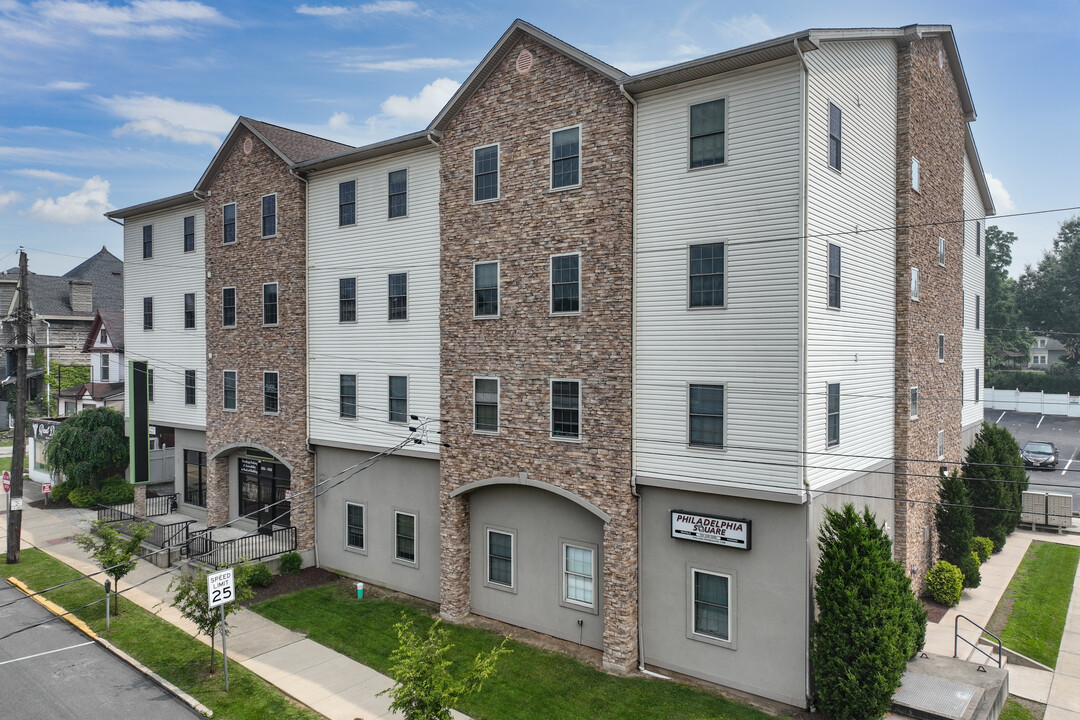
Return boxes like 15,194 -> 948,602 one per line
926,561 -> 964,606
986,369 -> 1080,395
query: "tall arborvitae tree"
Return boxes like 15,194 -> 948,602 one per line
961,422 -> 1027,551
936,470 -> 974,566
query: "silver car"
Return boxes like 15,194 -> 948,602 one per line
1021,441 -> 1059,469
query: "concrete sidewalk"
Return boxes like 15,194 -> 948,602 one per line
923,526 -> 1080,720
1,501 -> 467,720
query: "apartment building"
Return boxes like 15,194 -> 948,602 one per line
111,20 -> 991,708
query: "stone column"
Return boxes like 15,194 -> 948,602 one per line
439,492 -> 471,622
206,454 -> 230,526
601,511 -> 639,673
133,483 -> 147,517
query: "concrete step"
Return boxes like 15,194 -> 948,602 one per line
891,654 -> 1008,720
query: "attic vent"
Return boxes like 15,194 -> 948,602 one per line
516,49 -> 533,75
243,138 -> 253,155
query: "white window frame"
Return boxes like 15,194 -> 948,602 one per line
388,272 -> 408,321
828,102 -> 841,172
550,125 -> 582,190
975,370 -> 981,403
339,277 -> 357,323
910,267 -> 920,301
388,168 -> 409,219
339,373 -> 357,419
550,252 -> 581,315
826,382 -> 839,448
827,243 -> 841,309
262,282 -> 279,327
688,383 -> 725,449
473,143 -> 500,203
938,237 -> 946,267
550,378 -> 581,441
142,224 -> 153,259
339,179 -> 356,227
183,292 -> 196,330
484,526 -> 515,592
183,214 -> 195,252
687,241 -> 726,310
222,287 -> 237,328
99,353 -> 110,382
687,566 -> 735,648
263,370 -> 279,415
473,261 -> 500,318
938,334 -> 945,363
345,502 -> 366,553
910,386 -> 919,419
975,295 -> 981,330
938,429 -> 946,460
143,297 -> 153,330
560,540 -> 598,613
388,375 -> 408,424
911,157 -> 920,193
261,193 -> 277,239
473,377 -> 500,434
393,509 -> 418,566
688,97 -> 727,170
223,369 -> 237,411
184,369 -> 196,406
222,202 -> 236,244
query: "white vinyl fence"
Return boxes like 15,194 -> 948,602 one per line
984,387 -> 1080,418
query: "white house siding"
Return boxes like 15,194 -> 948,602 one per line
91,350 -> 124,384
634,59 -> 804,494
306,147 -> 440,457
122,202 -> 207,431
804,39 -> 898,489
962,154 -> 986,435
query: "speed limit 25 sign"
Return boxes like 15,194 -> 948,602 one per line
207,568 -> 235,609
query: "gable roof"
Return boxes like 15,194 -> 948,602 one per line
195,117 -> 351,192
6,248 -> 123,319
83,309 -> 124,352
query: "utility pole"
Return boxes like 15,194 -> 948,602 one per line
6,250 -> 29,564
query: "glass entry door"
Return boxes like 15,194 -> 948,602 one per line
238,457 -> 291,534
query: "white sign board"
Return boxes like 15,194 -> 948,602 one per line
671,511 -> 750,550
207,568 -> 235,609
9,497 -> 23,511
42,481 -> 53,495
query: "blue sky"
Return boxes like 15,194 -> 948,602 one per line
1,0 -> 1077,277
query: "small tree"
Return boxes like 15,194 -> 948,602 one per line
74,518 -> 153,612
43,407 -> 128,490
380,615 -> 510,720
936,470 -> 974,567
169,565 -> 255,672
962,422 -> 1027,550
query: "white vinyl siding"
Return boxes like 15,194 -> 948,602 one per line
122,202 -> 206,430
306,147 -> 440,454
961,154 -> 987,429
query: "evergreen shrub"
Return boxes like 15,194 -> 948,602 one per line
68,485 -> 97,508
971,537 -> 993,564
926,561 -> 964,606
245,562 -> 274,588
957,552 -> 982,589
279,551 -> 302,575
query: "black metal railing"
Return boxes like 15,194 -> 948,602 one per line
97,504 -> 137,523
188,526 -> 297,568
955,614 -> 1002,668
145,493 -> 178,517
150,519 -> 194,549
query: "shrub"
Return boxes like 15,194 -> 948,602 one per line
986,369 -> 1080,395
971,537 -> 994,564
962,422 -> 1027,549
68,485 -> 98,508
245,562 -> 274,588
936,470 -> 974,567
48,481 -> 72,503
279,551 -> 302,575
96,482 -> 134,505
926,561 -> 964,606
957,552 -> 982,589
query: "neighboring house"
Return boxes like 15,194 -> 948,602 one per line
57,309 -> 126,415
109,20 -> 991,709
1029,335 -> 1067,368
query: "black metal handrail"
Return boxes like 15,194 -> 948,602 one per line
150,519 -> 194,549
145,493 -> 178,517
97,504 -> 137,523
188,526 -> 298,568
955,614 -> 1002,668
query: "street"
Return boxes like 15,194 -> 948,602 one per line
986,409 -> 1080,515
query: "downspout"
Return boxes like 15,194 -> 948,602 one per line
43,319 -> 51,412
793,37 -> 815,712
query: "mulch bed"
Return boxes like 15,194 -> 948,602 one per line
922,597 -> 949,623
246,567 -> 340,605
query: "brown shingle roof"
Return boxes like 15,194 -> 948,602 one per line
243,118 -> 352,165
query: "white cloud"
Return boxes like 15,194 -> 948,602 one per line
713,13 -> 774,47
295,4 -> 350,16
10,168 -> 81,183
36,0 -> 225,37
380,77 -> 458,122
360,1 -> 419,14
27,176 -> 112,224
984,172 -> 1016,212
0,189 -> 20,211
45,80 -> 89,91
339,55 -> 471,72
328,111 -> 353,130
95,94 -> 235,146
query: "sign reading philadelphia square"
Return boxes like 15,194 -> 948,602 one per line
671,511 -> 751,550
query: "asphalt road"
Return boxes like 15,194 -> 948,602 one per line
985,408 -> 1080,515
0,579 -> 202,720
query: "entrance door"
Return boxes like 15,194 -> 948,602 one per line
238,457 -> 291,534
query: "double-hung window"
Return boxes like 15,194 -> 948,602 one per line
828,102 -> 842,171
690,99 -> 725,168
911,157 -> 920,193
395,511 -> 416,563
910,387 -> 919,419
911,267 -> 920,301
551,254 -> 580,314
339,180 -> 356,226
939,237 -> 946,266
975,370 -> 981,402
551,126 -> 580,188
388,273 -> 408,321
689,384 -> 724,447
938,334 -> 946,362
184,215 -> 195,252
563,543 -> 595,609
551,380 -> 580,439
148,369 -> 154,402
388,170 -> 407,218
487,529 -> 513,588
223,203 -> 236,244
184,370 -> 196,406
692,569 -> 730,641
339,278 -> 356,322
264,371 -> 279,413
346,503 -> 365,551
474,378 -> 499,433
976,221 -> 982,256
828,244 -> 841,308
261,194 -> 277,237
474,144 -> 499,202
142,225 -> 153,258
340,374 -> 356,419
975,295 -> 981,329
263,282 -> 278,325
827,383 -> 840,447
142,297 -> 153,330
223,370 -> 237,410
388,376 -> 408,423
100,353 -> 110,382
184,292 -> 195,329
474,262 -> 499,317
689,243 -> 724,308
222,287 -> 236,327
938,429 -> 946,460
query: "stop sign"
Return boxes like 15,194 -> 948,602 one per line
2,470 -> 9,493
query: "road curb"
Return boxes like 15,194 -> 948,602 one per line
6,576 -> 97,639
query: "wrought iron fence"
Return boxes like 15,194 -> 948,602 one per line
145,493 -> 178,517
150,519 -> 194,549
188,526 -> 298,568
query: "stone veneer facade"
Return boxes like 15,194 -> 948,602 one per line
893,37 -> 966,587
202,128 -> 315,551
437,36 -> 637,671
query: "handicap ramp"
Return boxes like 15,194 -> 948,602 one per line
891,654 -> 1008,720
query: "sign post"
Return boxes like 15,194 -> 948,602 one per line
207,568 -> 235,691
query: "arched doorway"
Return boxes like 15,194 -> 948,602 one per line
236,451 -> 291,534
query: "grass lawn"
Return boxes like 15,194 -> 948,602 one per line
989,541 -> 1080,668
254,584 -> 779,720
2,549 -> 321,720
1000,698 -> 1041,720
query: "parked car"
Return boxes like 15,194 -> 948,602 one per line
1021,441 -> 1059,469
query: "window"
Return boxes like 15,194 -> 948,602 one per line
976,221 -> 982,256
474,262 -> 499,317
939,237 -> 946,266
340,374 -> 356,419
339,180 -> 356,226
388,169 -> 407,218
223,370 -> 237,410
1038,337 -> 1047,348
911,157 -> 920,193
551,380 -> 580,439
142,225 -> 153,258
184,292 -> 196,329
261,194 -> 277,237
938,429 -> 946,460
690,99 -> 725,168
99,328 -> 107,344
223,203 -> 236,244
474,144 -> 499,202
184,215 -> 195,252
938,334 -> 945,362
911,267 -> 920,300
828,102 -> 841,171
263,282 -> 278,325
563,543 -> 595,609
474,378 -> 499,433
143,297 -> 153,330
395,511 -> 416,563
975,370 -> 981,403
551,253 -> 580,314
689,243 -> 724,308
185,370 -> 196,406
264,371 -> 279,413
487,529 -> 513,588
689,384 -> 724,447
828,243 -> 841,308
551,126 -> 580,188
910,387 -> 918,419
827,383 -> 839,447
339,278 -> 356,322
346,503 -> 365,551
184,450 -> 206,507
100,353 -> 110,382
222,287 -> 236,327
148,368 -> 154,402
388,273 -> 408,321
692,569 -> 730,641
975,295 -> 981,329
389,375 -> 408,423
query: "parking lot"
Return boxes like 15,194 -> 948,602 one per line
985,409 -> 1080,515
